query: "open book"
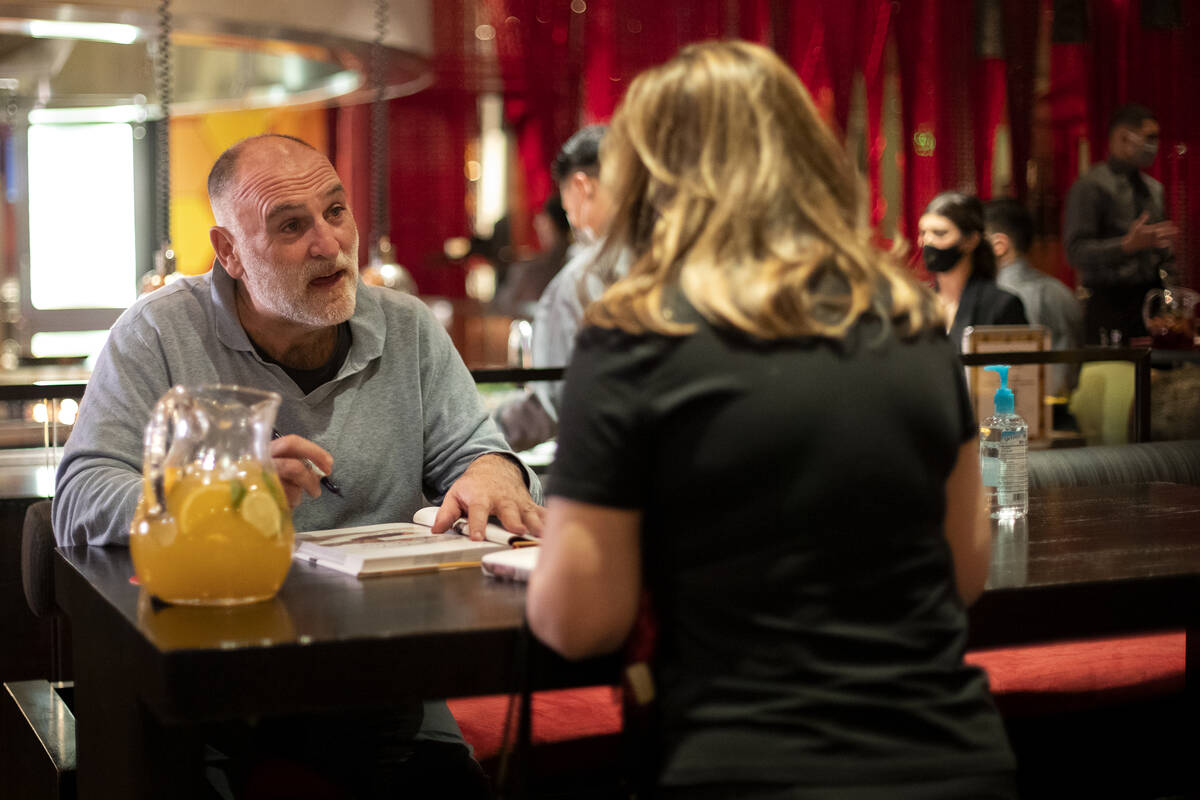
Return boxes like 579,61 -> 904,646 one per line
294,506 -> 536,577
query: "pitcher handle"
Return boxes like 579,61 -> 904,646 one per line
143,385 -> 190,514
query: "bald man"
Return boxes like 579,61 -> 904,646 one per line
54,134 -> 540,794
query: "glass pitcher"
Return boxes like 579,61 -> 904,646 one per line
130,385 -> 294,605
1142,286 -> 1199,350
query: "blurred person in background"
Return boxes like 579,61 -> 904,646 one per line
1064,103 -> 1178,344
527,40 -> 1016,799
492,193 -> 572,318
494,125 -> 613,452
985,197 -> 1084,399
919,191 -> 1026,351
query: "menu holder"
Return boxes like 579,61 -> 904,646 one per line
962,325 -> 1050,442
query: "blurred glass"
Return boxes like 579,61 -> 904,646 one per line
1143,286 -> 1199,350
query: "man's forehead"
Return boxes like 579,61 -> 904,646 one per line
230,141 -> 343,213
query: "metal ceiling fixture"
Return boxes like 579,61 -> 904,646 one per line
364,0 -> 415,293
148,0 -> 175,289
0,2 -> 434,119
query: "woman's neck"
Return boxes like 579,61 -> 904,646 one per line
934,259 -> 973,305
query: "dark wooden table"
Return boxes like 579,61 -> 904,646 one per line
968,482 -> 1200,649
57,482 -> 1200,798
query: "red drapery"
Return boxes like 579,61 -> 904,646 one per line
581,0 -> 741,123
894,0 -> 979,243
1003,0 -> 1042,203
488,0 -> 586,231
331,5 -> 476,296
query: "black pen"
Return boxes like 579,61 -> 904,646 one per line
271,429 -> 343,497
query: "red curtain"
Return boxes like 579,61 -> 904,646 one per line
974,1 -> 1010,200
331,4 -> 477,297
488,0 -> 586,227
856,0 -> 895,231
581,0 -> 743,123
894,0 -> 978,242
1002,0 -> 1042,203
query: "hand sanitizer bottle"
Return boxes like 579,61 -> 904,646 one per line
979,365 -> 1028,520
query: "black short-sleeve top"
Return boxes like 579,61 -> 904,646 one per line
550,302 -> 1014,789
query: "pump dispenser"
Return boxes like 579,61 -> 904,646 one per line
979,365 -> 1028,519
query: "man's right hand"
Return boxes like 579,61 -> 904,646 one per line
1123,212 -> 1180,253
269,434 -> 334,508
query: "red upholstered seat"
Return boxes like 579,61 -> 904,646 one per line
448,686 -> 624,763
965,631 -> 1185,716
449,634 -> 1183,777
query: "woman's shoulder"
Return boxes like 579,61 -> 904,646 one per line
984,282 -> 1028,324
966,274 -> 1027,324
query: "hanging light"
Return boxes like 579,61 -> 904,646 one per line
140,0 -> 178,295
360,0 -> 416,295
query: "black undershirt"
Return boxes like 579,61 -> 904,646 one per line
252,322 -> 352,395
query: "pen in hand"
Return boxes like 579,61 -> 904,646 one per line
271,429 -> 344,497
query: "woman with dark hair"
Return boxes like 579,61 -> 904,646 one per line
919,191 -> 1027,350
527,41 -> 1015,798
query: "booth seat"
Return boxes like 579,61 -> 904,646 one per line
965,631 -> 1185,716
448,686 -> 622,764
447,686 -> 623,791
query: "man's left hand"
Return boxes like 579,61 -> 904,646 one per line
432,454 -> 545,540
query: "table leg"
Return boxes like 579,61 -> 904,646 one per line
70,598 -> 205,797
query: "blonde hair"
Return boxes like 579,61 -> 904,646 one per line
586,40 -> 938,341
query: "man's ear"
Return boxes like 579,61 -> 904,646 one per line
209,227 -> 242,278
989,232 -> 1010,259
572,171 -> 595,200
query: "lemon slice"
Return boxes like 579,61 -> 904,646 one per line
177,484 -> 232,535
239,489 -> 282,538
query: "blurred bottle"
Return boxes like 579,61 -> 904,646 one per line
980,365 -> 1028,520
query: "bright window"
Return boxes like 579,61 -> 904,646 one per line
27,123 -> 138,310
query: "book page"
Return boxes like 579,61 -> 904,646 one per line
411,506 -> 534,546
297,522 -> 441,548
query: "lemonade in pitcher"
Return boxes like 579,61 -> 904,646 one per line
130,385 -> 295,605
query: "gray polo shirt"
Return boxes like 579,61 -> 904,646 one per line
54,262 -> 539,548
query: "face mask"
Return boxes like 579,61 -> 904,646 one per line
1134,138 -> 1158,169
922,243 -> 962,273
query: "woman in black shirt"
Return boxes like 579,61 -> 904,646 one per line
527,41 -> 1015,798
919,191 -> 1027,351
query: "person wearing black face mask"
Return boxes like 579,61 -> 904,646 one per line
1064,104 -> 1180,344
918,192 -> 1027,352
